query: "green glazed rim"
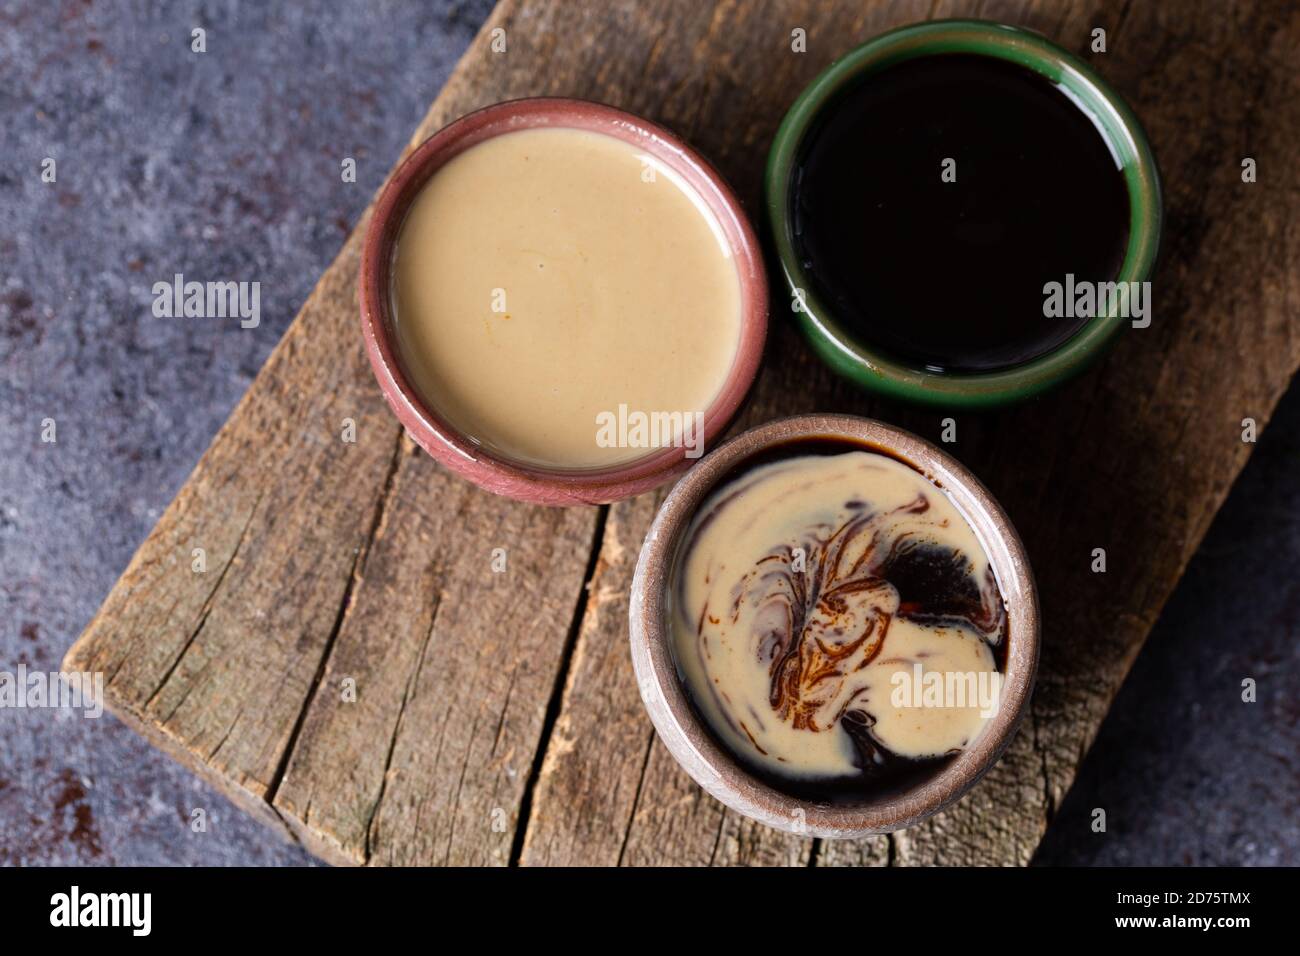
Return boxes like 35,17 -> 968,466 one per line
764,19 -> 1163,408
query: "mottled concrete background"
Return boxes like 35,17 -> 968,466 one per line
1,0 -> 1294,867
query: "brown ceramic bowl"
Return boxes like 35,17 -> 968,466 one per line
629,414 -> 1039,837
359,97 -> 768,506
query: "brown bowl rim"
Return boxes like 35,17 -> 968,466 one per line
629,413 -> 1040,837
359,96 -> 769,505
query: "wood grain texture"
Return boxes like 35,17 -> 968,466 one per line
65,0 -> 1300,866
269,436 -> 598,865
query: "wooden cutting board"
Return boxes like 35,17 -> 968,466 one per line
64,0 -> 1300,866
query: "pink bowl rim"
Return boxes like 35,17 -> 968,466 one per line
359,96 -> 769,506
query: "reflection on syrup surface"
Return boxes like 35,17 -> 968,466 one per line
792,53 -> 1129,372
669,442 -> 1007,801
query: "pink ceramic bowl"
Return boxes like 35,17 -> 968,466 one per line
359,97 -> 768,506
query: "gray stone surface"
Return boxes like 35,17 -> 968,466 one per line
0,0 -> 1294,867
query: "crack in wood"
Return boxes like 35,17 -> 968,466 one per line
265,431 -> 406,808
490,665 -> 518,758
509,504 -> 610,866
208,704 -> 245,762
616,729 -> 658,866
707,803 -> 728,866
1112,0 -> 1136,47
1030,698 -> 1057,827
143,490 -> 264,712
266,802 -> 309,851
363,592 -> 441,864
806,837 -> 823,867
444,720 -> 479,866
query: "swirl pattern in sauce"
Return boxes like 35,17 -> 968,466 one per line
670,447 -> 1006,786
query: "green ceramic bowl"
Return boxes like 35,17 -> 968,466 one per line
765,19 -> 1162,408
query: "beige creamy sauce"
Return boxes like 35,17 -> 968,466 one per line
393,127 -> 742,469
671,450 -> 1006,780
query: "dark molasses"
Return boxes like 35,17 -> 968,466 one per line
791,53 -> 1130,372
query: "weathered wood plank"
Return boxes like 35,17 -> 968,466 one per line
522,0 -> 1300,867
65,0 -> 1300,868
269,435 -> 598,866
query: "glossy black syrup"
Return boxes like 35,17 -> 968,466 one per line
791,53 -> 1130,372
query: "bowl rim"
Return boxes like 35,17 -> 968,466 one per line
763,18 -> 1163,408
628,413 -> 1041,836
360,96 -> 769,505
